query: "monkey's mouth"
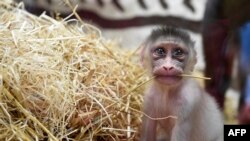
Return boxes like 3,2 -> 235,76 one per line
155,75 -> 182,84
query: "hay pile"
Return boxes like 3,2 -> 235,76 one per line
0,1 -> 148,140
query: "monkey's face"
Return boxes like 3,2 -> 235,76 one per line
141,26 -> 197,86
150,41 -> 188,85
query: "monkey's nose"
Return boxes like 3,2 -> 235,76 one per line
163,66 -> 174,71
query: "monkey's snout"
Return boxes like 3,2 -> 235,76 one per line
153,66 -> 182,77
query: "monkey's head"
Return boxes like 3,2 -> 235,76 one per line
141,26 -> 197,86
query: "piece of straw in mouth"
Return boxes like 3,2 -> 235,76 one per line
179,74 -> 211,80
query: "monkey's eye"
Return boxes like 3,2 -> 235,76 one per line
153,48 -> 166,57
173,48 -> 184,57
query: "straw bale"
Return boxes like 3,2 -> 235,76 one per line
0,0 -> 148,140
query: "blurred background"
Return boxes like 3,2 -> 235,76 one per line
15,0 -> 250,124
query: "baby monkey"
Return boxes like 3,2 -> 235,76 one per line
140,26 -> 223,141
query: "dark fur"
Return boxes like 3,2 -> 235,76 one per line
148,26 -> 194,47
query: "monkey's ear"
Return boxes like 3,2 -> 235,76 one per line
139,43 -> 146,67
189,49 -> 197,72
192,57 -> 197,71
